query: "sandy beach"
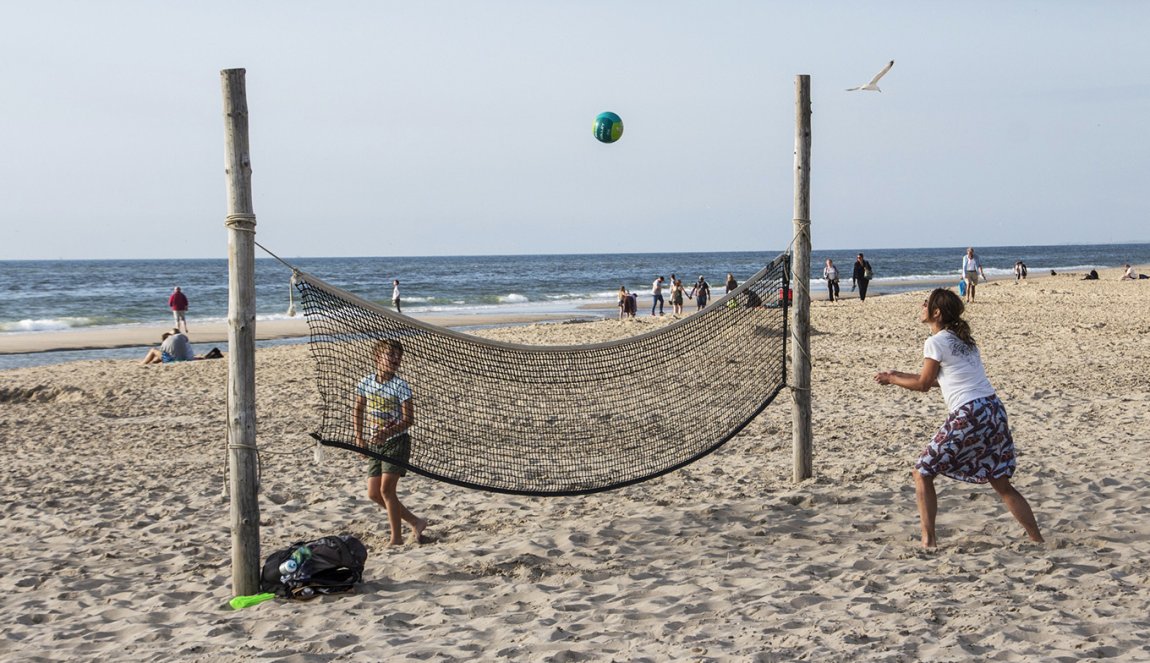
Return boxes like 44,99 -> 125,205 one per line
2,267 -> 1148,661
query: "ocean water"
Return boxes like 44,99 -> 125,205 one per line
2,242 -> 1148,368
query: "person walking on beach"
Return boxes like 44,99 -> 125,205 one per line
651,276 -> 665,316
392,279 -> 402,313
962,247 -> 986,302
1014,261 -> 1028,281
851,254 -> 873,301
874,288 -> 1043,549
725,273 -> 738,294
617,286 -> 637,320
168,286 -> 189,333
669,279 -> 688,316
353,339 -> 427,546
691,276 -> 711,311
823,258 -> 841,302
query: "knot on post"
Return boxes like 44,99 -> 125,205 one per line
225,213 -> 257,232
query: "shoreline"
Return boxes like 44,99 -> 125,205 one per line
0,311 -> 608,356
3,264 -> 1139,358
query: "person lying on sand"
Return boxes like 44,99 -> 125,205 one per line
140,330 -> 222,365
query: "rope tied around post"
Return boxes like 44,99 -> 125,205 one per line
225,213 -> 257,232
788,217 -> 814,374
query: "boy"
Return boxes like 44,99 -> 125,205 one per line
353,339 -> 427,545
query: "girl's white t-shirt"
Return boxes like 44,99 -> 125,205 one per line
923,329 -> 996,412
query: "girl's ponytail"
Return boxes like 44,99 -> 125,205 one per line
927,288 -> 976,348
946,318 -> 976,348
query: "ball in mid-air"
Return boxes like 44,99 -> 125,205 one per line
593,111 -> 623,143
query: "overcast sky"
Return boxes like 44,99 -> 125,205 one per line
2,1 -> 1147,260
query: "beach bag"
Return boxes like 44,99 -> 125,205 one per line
863,265 -> 873,280
260,534 -> 368,599
958,280 -> 967,297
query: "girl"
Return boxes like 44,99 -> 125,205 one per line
874,288 -> 1043,548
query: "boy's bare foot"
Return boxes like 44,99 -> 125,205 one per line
386,538 -> 404,547
413,517 -> 428,544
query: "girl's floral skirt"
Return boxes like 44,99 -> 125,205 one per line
916,395 -> 1016,484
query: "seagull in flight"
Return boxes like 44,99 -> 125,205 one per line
846,60 -> 894,92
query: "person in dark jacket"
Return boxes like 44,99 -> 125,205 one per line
851,253 -> 873,301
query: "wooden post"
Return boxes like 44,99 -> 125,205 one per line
792,74 -> 813,482
221,68 -> 261,596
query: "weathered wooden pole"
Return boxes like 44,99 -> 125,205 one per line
792,74 -> 813,482
221,68 -> 261,596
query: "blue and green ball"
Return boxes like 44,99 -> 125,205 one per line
593,111 -> 623,143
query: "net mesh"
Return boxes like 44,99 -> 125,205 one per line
296,253 -> 790,496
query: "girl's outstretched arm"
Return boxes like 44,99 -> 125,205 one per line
875,357 -> 940,392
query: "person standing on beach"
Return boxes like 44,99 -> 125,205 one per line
353,339 -> 427,546
823,259 -> 841,302
874,288 -> 1043,549
691,276 -> 711,311
392,279 -> 402,313
1014,261 -> 1028,281
651,276 -> 665,316
851,254 -> 873,301
962,247 -> 986,302
168,286 -> 189,333
725,273 -> 738,294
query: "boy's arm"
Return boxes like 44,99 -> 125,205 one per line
353,395 -> 366,447
398,399 -> 414,433
370,397 -> 415,442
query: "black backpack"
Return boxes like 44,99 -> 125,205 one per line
260,534 -> 368,599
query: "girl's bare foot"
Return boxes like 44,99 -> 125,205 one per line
412,517 -> 428,544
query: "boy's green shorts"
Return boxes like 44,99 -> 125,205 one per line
367,433 -> 411,478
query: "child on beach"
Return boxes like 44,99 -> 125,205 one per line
353,339 -> 427,546
874,288 -> 1043,548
